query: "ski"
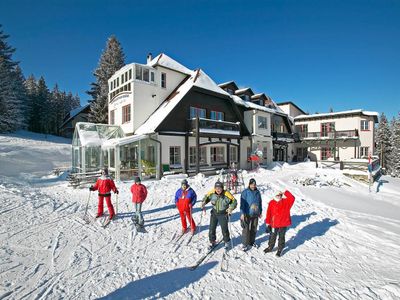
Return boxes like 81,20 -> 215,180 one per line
220,250 -> 229,272
102,217 -> 111,228
185,233 -> 195,246
132,218 -> 146,233
189,240 -> 223,271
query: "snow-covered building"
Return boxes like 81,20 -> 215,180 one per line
279,102 -> 379,161
107,54 -> 250,175
60,104 -> 90,138
219,82 -> 299,164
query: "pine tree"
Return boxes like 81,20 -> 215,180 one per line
25,75 -> 39,132
36,76 -> 51,134
0,25 -> 27,132
87,35 -> 125,123
390,115 -> 400,178
375,113 -> 392,170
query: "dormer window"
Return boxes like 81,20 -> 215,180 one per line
161,72 -> 167,88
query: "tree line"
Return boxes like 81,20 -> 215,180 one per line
0,25 -> 81,134
375,112 -> 400,178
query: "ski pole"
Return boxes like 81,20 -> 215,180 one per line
116,194 -> 119,215
83,191 -> 91,219
228,214 -> 234,250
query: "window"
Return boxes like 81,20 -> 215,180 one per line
230,146 -> 238,162
121,73 -> 124,84
321,147 -> 334,160
122,105 -> 131,123
143,68 -> 149,82
361,120 -> 369,131
360,147 -> 369,157
127,83 -> 131,91
321,122 -> 335,137
241,95 -> 250,101
210,111 -> 224,121
226,88 -> 234,95
258,116 -> 268,129
189,146 -> 207,165
150,71 -> 155,83
190,107 -> 206,119
210,146 -> 225,163
110,110 -> 115,125
135,65 -> 142,80
117,78 -> 119,87
161,72 -> 167,88
129,69 -> 132,80
169,146 -> 181,166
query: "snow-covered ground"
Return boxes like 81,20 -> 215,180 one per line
1,131 -> 400,299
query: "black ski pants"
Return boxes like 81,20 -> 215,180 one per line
209,209 -> 230,243
241,215 -> 259,246
268,227 -> 287,251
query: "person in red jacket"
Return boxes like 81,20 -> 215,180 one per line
89,168 -> 119,220
264,190 -> 295,257
130,176 -> 148,227
175,179 -> 197,234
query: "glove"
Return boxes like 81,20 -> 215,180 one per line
89,186 -> 94,191
201,202 -> 206,209
240,214 -> 244,221
266,225 -> 272,234
226,207 -> 233,215
115,189 -> 119,194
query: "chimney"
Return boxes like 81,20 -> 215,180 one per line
147,53 -> 152,64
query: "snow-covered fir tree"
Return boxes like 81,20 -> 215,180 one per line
375,113 -> 392,170
87,35 -> 125,123
36,77 -> 51,134
390,114 -> 400,177
0,25 -> 27,132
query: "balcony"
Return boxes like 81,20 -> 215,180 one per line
272,132 -> 300,143
189,118 -> 240,137
298,130 -> 359,140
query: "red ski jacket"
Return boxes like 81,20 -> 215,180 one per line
92,175 -> 117,196
265,190 -> 295,228
130,183 -> 148,203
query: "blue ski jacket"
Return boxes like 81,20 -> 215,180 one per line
175,187 -> 197,207
240,188 -> 262,217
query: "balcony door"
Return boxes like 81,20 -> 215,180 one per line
321,122 -> 335,138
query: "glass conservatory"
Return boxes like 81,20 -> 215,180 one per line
72,122 -> 160,180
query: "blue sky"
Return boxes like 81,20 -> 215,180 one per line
1,0 -> 399,119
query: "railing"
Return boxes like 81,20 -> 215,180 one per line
189,118 -> 240,135
298,130 -> 359,139
272,132 -> 300,142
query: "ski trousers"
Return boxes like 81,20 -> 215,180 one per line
209,209 -> 230,243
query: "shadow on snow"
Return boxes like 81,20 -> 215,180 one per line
98,261 -> 218,300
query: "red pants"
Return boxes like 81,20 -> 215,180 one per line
177,201 -> 196,231
97,195 -> 115,217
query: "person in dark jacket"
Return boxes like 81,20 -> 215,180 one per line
175,179 -> 197,234
201,181 -> 237,250
130,176 -> 148,227
264,190 -> 295,257
240,178 -> 262,251
89,168 -> 119,220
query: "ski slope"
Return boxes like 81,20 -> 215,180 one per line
0,131 -> 400,299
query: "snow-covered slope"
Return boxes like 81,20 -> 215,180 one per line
1,132 -> 400,299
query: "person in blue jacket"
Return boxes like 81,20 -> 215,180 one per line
240,178 -> 262,251
175,179 -> 197,234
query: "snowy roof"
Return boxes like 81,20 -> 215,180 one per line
218,81 -> 238,88
148,53 -> 192,75
60,104 -> 90,127
295,109 -> 379,122
102,134 -> 148,149
135,69 -> 229,135
235,87 -> 254,95
251,93 -> 266,99
74,122 -> 125,147
231,95 -> 285,116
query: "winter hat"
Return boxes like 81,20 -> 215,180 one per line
249,178 -> 256,186
181,179 -> 189,186
214,181 -> 224,189
134,176 -> 141,183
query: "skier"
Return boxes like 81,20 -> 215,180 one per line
89,168 -> 119,220
240,178 -> 262,251
264,189 -> 295,257
201,181 -> 237,250
175,179 -> 197,235
130,176 -> 148,228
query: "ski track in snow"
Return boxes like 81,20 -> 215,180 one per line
1,133 -> 400,299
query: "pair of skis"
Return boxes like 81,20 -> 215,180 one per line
82,191 -> 112,228
188,240 -> 224,271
